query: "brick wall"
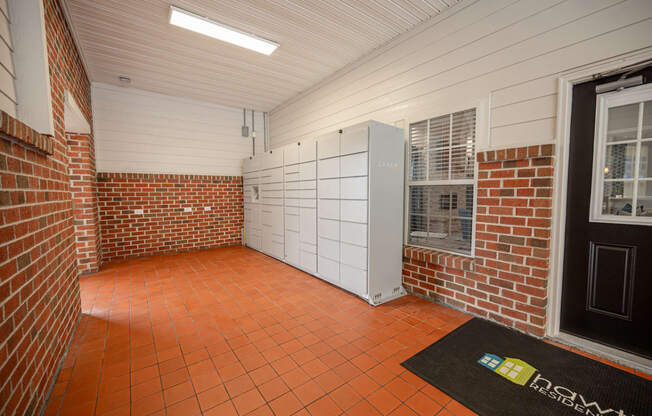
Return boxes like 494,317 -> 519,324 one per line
0,1 -> 91,415
96,173 -> 244,262
67,134 -> 100,274
402,144 -> 554,337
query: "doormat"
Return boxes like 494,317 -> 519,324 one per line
401,318 -> 651,416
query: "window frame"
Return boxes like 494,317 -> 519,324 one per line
403,107 -> 481,257
590,83 -> 652,226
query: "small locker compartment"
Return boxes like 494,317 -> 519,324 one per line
318,256 -> 339,284
299,162 -> 316,180
340,200 -> 367,223
299,208 -> 316,245
340,177 -> 367,200
285,230 -> 299,266
300,251 -> 317,273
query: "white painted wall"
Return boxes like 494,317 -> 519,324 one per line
269,0 -> 652,150
0,0 -> 15,117
93,83 -> 265,176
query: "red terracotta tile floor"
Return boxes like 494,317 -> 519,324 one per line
43,247 -> 651,416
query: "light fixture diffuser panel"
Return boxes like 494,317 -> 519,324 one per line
169,6 -> 279,55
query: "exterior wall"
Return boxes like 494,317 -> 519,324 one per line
92,82 -> 265,176
96,173 -> 243,262
269,0 -> 652,149
0,0 -> 90,415
67,133 -> 100,273
402,144 -> 554,336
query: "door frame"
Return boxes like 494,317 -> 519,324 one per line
548,47 -> 652,371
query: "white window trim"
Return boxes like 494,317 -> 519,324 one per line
590,82 -> 652,226
403,106 -> 482,257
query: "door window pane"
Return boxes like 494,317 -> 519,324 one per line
607,103 -> 638,142
640,141 -> 651,178
602,181 -> 634,216
637,180 -> 652,216
604,143 -> 636,179
643,101 -> 652,139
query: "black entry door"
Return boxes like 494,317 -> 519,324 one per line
561,67 -> 652,359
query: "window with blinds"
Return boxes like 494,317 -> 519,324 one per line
407,108 -> 476,255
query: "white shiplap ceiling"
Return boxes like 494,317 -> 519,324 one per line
64,0 -> 459,112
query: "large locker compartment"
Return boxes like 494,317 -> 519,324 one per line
242,121 -> 404,305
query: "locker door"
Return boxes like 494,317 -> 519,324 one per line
285,230 -> 300,265
340,126 -> 368,155
340,153 -> 368,177
340,264 -> 367,296
340,177 -> 368,200
318,157 -> 340,178
317,132 -> 340,159
299,206 -> 317,273
299,162 -> 316,181
284,143 -> 299,165
300,250 -> 317,273
299,138 -> 317,163
268,150 -> 284,168
318,256 -> 339,284
300,208 -> 316,245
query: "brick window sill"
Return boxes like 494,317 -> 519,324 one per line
0,111 -> 53,155
403,245 -> 475,272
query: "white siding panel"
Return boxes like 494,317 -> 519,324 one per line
0,12 -> 11,49
491,94 -> 557,129
0,8 -> 13,116
270,0 -> 652,150
0,37 -> 13,76
93,83 -> 264,175
0,64 -> 15,101
491,117 -> 555,148
491,77 -> 558,108
0,88 -> 14,117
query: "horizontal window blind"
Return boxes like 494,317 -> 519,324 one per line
407,108 -> 476,254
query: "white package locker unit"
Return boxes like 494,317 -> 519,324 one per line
242,120 -> 405,305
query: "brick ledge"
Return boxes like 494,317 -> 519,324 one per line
0,111 -> 53,154
403,245 -> 475,272
477,144 -> 554,163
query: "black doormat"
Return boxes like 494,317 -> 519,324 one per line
401,318 -> 651,416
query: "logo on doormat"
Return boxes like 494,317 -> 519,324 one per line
478,353 -> 537,386
477,353 -> 637,415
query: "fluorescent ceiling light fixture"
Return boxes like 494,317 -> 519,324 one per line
169,6 -> 279,55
